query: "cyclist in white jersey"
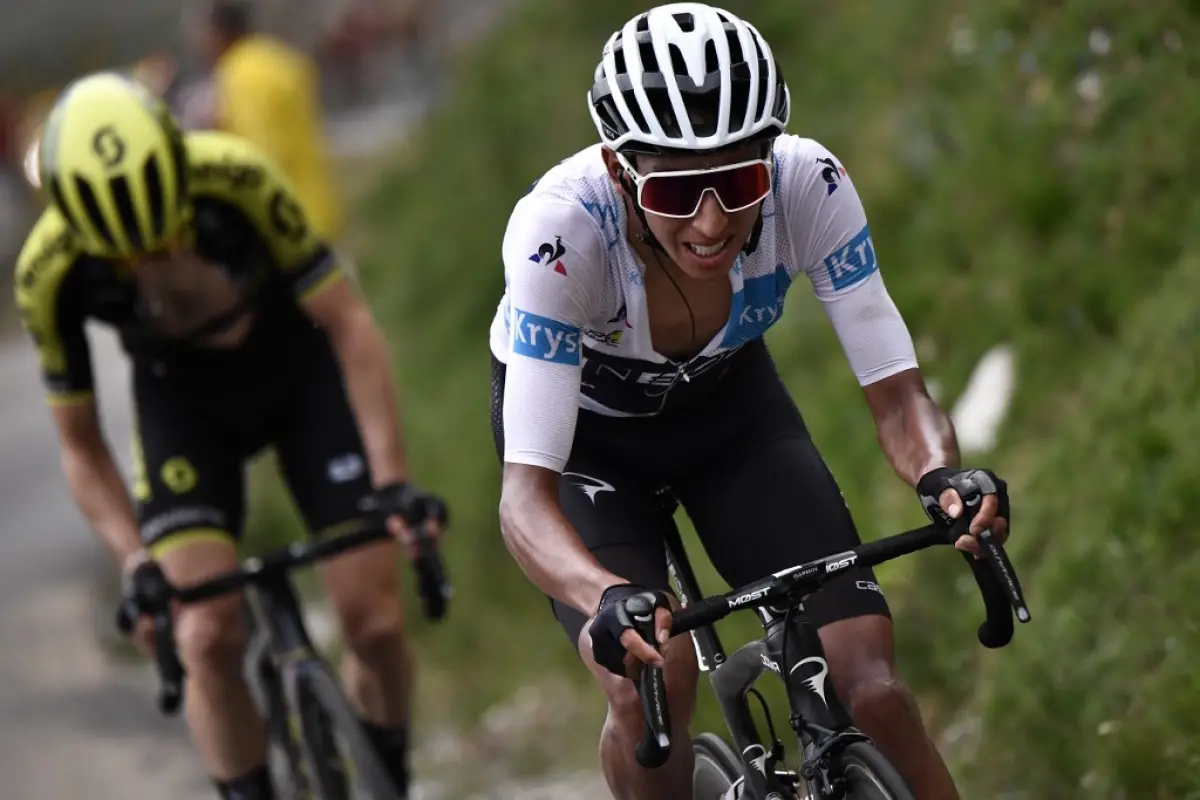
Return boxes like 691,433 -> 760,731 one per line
489,5 -> 1010,799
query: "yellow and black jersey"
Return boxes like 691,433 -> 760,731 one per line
13,130 -> 343,404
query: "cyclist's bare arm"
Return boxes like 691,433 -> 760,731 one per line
51,401 -> 143,568
863,368 -> 959,486
499,463 -> 622,616
495,198 -> 622,614
301,273 -> 411,487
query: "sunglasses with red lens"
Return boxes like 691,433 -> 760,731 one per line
617,153 -> 773,219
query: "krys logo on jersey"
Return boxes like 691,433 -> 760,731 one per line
823,225 -> 878,292
511,308 -> 581,365
720,263 -> 793,350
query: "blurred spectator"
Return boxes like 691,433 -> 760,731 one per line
130,51 -> 180,98
174,77 -> 219,131
321,0 -> 431,105
183,0 -> 343,241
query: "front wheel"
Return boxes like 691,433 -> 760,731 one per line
290,661 -> 404,799
832,742 -> 915,800
693,733 -> 744,799
295,677 -> 354,800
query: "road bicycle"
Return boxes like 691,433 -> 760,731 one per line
628,515 -> 1029,799
117,495 -> 451,799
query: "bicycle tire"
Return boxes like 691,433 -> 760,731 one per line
833,742 -> 915,800
288,660 -> 402,800
243,601 -> 311,797
295,676 -> 354,800
256,648 -> 312,796
693,732 -> 744,799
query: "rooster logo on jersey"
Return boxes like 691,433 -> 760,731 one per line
529,235 -> 568,275
816,156 -> 846,195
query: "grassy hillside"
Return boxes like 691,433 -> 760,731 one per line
249,0 -> 1200,793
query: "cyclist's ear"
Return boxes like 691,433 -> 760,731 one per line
601,146 -> 625,187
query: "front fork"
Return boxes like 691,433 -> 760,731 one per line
764,612 -> 867,799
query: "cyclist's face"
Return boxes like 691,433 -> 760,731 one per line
614,143 -> 769,281
120,228 -> 189,272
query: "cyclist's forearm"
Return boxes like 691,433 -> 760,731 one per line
875,390 -> 960,486
500,470 -> 620,615
331,310 -> 411,486
61,443 -> 143,567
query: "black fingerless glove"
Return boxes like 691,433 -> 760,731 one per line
122,559 -> 172,614
587,584 -> 671,678
916,467 -> 1010,529
376,482 -> 450,528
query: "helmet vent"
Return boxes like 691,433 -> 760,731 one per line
143,154 -> 166,239
587,4 -> 790,154
74,175 -> 116,250
109,174 -> 142,251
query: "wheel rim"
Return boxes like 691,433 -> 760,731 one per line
694,753 -> 740,799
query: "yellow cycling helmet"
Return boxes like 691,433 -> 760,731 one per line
39,71 -> 189,258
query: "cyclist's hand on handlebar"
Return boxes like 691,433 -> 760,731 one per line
120,553 -> 169,657
586,584 -> 673,678
917,467 -> 1010,557
375,481 -> 450,558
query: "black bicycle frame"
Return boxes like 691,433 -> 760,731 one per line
247,567 -> 319,659
664,526 -> 855,798
244,567 -> 350,794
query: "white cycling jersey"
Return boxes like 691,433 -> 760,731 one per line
489,134 -> 919,472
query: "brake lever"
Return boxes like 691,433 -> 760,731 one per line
945,510 -> 1018,648
115,565 -> 188,715
977,528 -> 1031,623
625,593 -> 671,769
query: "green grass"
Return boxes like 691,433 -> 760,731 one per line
246,0 -> 1200,793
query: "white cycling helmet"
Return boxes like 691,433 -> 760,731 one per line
588,3 -> 790,154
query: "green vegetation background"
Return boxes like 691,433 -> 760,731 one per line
247,0 -> 1200,795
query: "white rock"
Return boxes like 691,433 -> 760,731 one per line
950,344 -> 1016,455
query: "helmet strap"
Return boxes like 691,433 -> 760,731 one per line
617,168 -> 668,255
742,213 -> 765,256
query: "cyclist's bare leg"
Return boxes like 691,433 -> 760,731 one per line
819,614 -> 960,800
318,536 -> 413,782
580,607 -> 698,800
157,537 -> 270,782
318,535 -> 412,721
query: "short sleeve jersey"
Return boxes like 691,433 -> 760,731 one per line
489,135 -> 919,471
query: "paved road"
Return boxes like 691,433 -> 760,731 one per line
0,325 -> 214,799
0,326 -> 609,800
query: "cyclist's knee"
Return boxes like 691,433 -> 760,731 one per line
320,534 -> 406,660
332,588 -> 406,661
602,675 -> 647,735
154,536 -> 246,675
581,626 -> 700,738
819,615 -> 914,726
830,650 -> 913,725
175,595 -> 248,674
841,671 -> 913,724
